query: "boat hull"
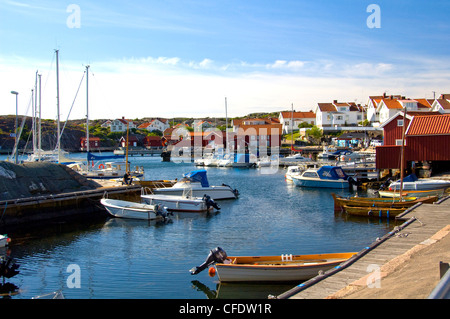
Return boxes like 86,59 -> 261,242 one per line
100,199 -> 163,220
214,252 -> 356,282
378,188 -> 446,198
141,194 -> 211,212
343,204 -> 405,218
331,193 -> 438,210
292,177 -> 349,189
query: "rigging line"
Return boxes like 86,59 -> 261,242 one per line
60,71 -> 86,137
13,91 -> 34,158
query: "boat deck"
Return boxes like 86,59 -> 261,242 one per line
276,195 -> 450,299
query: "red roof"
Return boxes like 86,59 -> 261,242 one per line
407,114 -> 450,136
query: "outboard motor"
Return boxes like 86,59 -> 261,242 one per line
203,195 -> 220,210
190,247 -> 228,275
347,176 -> 360,190
379,177 -> 392,191
155,204 -> 172,220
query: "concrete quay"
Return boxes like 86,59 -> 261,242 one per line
276,196 -> 450,299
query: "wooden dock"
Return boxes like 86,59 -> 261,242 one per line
274,196 -> 450,299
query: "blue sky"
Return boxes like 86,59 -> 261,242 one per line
1,0 -> 450,120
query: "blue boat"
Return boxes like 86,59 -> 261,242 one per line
291,166 -> 349,189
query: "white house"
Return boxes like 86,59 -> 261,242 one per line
138,118 -> 170,132
104,117 -> 137,132
377,97 -> 432,125
315,100 -> 364,129
431,94 -> 450,114
278,111 -> 316,134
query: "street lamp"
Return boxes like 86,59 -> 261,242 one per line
11,91 -> 19,164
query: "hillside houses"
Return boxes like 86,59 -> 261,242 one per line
137,118 -> 170,133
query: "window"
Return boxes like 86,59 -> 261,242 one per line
397,119 -> 404,127
395,139 -> 406,146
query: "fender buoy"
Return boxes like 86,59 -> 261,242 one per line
98,164 -> 105,169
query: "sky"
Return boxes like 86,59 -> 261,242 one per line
1,0 -> 450,120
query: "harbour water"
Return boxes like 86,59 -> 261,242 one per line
1,154 -> 396,299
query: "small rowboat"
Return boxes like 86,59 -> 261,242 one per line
331,193 -> 437,211
190,247 -> 356,283
100,198 -> 170,220
342,204 -> 406,219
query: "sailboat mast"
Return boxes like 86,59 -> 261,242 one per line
291,103 -> 294,153
55,49 -> 61,162
399,107 -> 407,200
38,73 -> 42,161
86,65 -> 90,168
225,97 -> 228,154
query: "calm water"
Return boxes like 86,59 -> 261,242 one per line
1,153 -> 396,299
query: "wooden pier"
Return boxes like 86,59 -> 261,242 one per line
274,195 -> 450,299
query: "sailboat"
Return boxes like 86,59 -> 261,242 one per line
25,50 -> 76,165
66,66 -> 144,180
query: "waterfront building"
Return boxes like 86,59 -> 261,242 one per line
278,111 -> 316,134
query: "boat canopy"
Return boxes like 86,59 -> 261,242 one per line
397,174 -> 419,183
317,166 -> 348,180
183,170 -> 210,187
87,152 -> 125,162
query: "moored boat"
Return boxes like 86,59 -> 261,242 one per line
190,247 -> 357,282
342,204 -> 406,219
100,198 -> 170,220
378,188 -> 446,198
152,170 -> 239,200
141,191 -> 220,213
387,174 -> 450,191
331,193 -> 438,211
291,166 -> 351,189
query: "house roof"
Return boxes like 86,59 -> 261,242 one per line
435,98 -> 450,110
407,114 -> 450,136
379,98 -> 404,110
280,111 -> 315,119
414,98 -> 433,109
317,103 -> 337,112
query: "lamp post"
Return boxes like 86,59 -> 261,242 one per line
11,91 -> 19,164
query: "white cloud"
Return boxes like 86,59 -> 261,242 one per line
1,54 -> 450,121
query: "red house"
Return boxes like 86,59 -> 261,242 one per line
143,136 -> 163,149
80,136 -> 101,150
376,113 -> 450,171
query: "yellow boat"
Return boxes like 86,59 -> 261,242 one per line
331,193 -> 437,211
342,204 -> 406,218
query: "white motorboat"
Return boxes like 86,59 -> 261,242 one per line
100,198 -> 170,220
141,189 -> 220,212
291,166 -> 351,189
152,170 -> 239,200
317,146 -> 338,159
388,174 -> 450,191
285,165 -> 302,181
280,153 -> 311,164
